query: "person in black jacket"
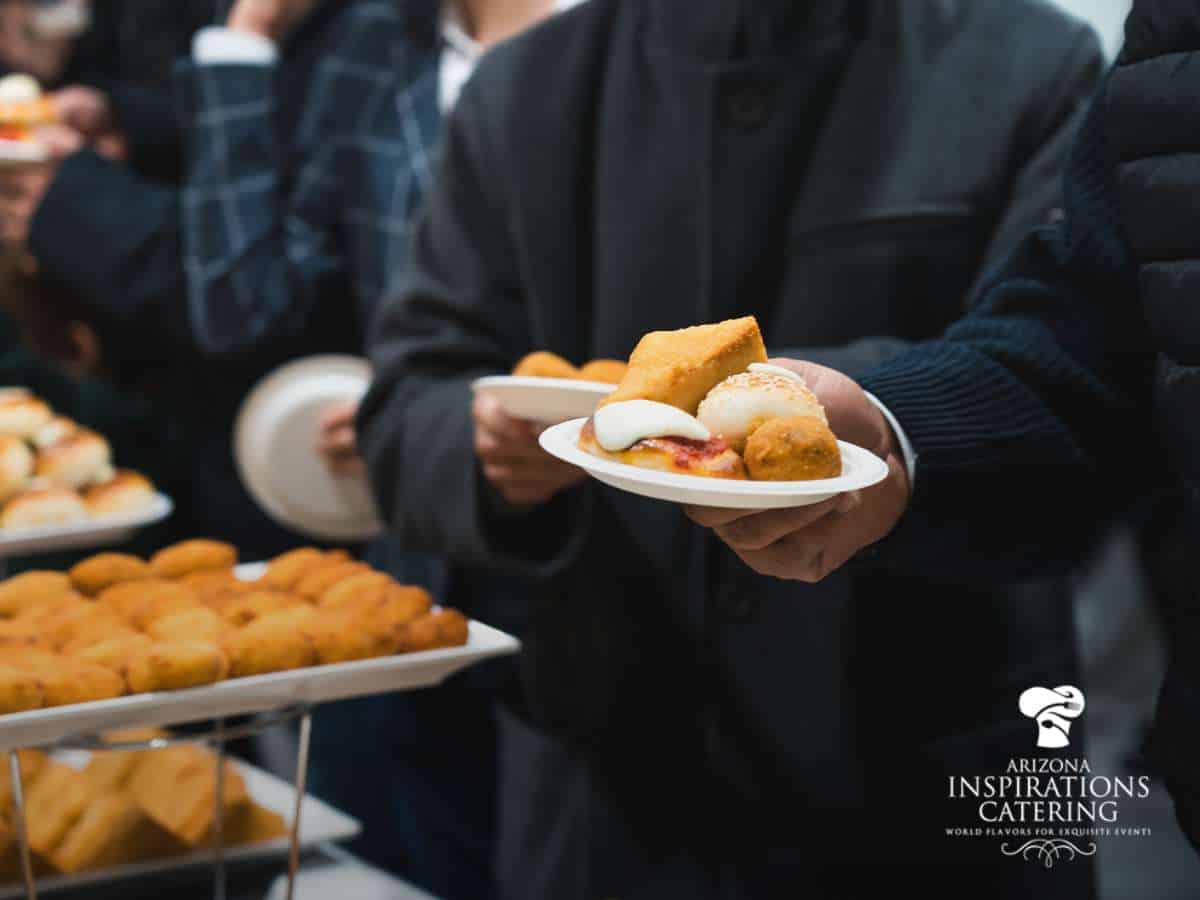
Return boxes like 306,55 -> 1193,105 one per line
358,2 -> 1106,897
690,0 -> 1200,859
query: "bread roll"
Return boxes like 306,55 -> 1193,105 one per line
743,416 -> 842,481
84,470 -> 156,518
35,429 -> 113,489
602,317 -> 767,414
697,369 -> 828,454
30,415 -> 77,450
0,394 -> 51,438
0,435 -> 32,504
0,486 -> 88,530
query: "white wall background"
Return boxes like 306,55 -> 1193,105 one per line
1048,0 -> 1132,59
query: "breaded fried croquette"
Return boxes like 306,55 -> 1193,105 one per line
0,570 -> 72,618
225,614 -> 317,677
24,763 -> 97,855
317,571 -> 394,610
0,618 -> 45,650
146,607 -> 229,644
69,553 -> 152,596
10,591 -> 83,627
127,589 -> 200,630
260,547 -> 325,590
395,609 -> 470,653
51,793 -> 158,873
577,359 -> 628,385
125,641 -> 229,693
0,664 -> 43,713
41,602 -> 127,651
178,568 -> 242,601
149,539 -> 237,579
83,730 -> 166,790
97,579 -> 197,629
302,612 -> 381,664
71,634 -> 152,676
292,560 -> 370,600
0,750 -> 48,814
220,591 -> 305,627
353,588 -> 435,653
512,350 -> 578,379
127,746 -> 249,846
32,660 -> 125,707
59,621 -> 140,655
222,802 -> 288,845
743,415 -> 842,481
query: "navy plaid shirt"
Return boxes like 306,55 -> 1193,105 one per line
177,2 -> 442,357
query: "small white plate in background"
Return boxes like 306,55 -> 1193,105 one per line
471,375 -> 614,425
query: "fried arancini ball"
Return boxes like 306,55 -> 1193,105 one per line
69,553 -> 153,596
394,609 -> 470,653
149,539 -> 238,579
576,359 -> 628,385
318,572 -> 395,610
293,560 -> 371,600
260,547 -> 325,590
0,664 -> 43,713
220,591 -> 306,627
0,570 -> 73,618
224,614 -> 317,677
125,641 -> 230,693
71,633 -> 153,676
147,607 -> 230,644
512,351 -> 578,380
743,415 -> 842,482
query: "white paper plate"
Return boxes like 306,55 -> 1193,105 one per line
0,140 -> 49,165
236,356 -> 383,542
0,620 -> 519,753
471,376 -> 615,425
0,494 -> 173,559
539,417 -> 889,509
0,754 -> 360,899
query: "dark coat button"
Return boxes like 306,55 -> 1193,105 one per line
722,84 -> 771,131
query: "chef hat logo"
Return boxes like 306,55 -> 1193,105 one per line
1019,685 -> 1086,749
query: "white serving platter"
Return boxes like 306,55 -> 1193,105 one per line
0,753 -> 360,899
0,494 -> 173,559
539,417 -> 889,509
471,376 -> 614,425
0,620 -> 519,753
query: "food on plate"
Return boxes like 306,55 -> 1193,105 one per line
127,745 -> 249,846
0,570 -> 72,617
260,546 -> 326,589
576,359 -> 628,385
512,351 -> 578,380
221,590 -> 303,626
26,659 -> 124,707
577,319 -> 845,483
83,470 -> 157,517
125,641 -> 229,693
743,415 -> 843,481
601,316 -> 767,414
150,539 -> 238,579
302,612 -> 380,664
0,74 -> 56,143
178,568 -> 243,602
71,633 -> 152,675
24,764 -> 96,856
0,394 -> 51,439
0,435 -> 32,504
146,606 -> 230,644
293,559 -> 370,599
396,609 -> 470,653
317,571 -> 393,609
225,614 -> 318,677
50,793 -> 162,874
82,730 -> 166,790
0,665 -> 43,713
34,429 -> 113,489
122,583 -> 199,630
69,553 -> 153,596
40,602 -> 127,651
0,485 -> 88,529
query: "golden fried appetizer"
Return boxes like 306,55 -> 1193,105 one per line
0,664 -> 42,713
178,568 -> 243,602
225,614 -> 318,677
127,587 -> 200,631
577,359 -> 628,385
512,350 -> 578,380
697,367 -> 829,454
0,618 -> 45,651
41,602 -> 127,651
51,794 -> 163,873
395,609 -> 470,653
72,633 -> 152,676
69,553 -> 152,596
221,590 -> 305,627
24,763 -> 97,856
260,547 -> 325,590
59,621 -> 140,655
83,730 -> 166,790
149,539 -> 237,579
302,612 -> 380,664
318,571 -> 394,610
293,560 -> 370,600
0,749 -> 48,813
743,415 -> 842,481
0,570 -> 72,617
354,587 -> 436,653
146,607 -> 230,644
125,641 -> 230,694
127,746 -> 249,846
222,802 -> 287,845
33,660 -> 125,707
601,316 -> 768,414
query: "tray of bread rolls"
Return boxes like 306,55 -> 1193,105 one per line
0,542 -> 519,752
0,390 -> 172,557
0,731 -> 359,898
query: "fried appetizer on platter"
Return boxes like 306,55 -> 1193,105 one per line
697,367 -> 829,454
150,539 -> 237,579
317,571 -> 394,609
127,746 -> 249,846
512,351 -> 577,379
293,560 -> 370,600
302,613 -> 381,664
222,803 -> 288,845
260,547 -> 325,589
0,394 -> 51,438
72,633 -> 152,676
0,570 -> 72,617
395,609 -> 470,653
178,568 -> 244,602
743,415 -> 842,481
0,618 -> 45,650
0,435 -> 32,503
24,764 -> 96,856
221,590 -> 305,627
1,485 -> 88,529
225,615 -> 318,677
59,620 -> 139,655
69,553 -> 152,595
576,359 -> 627,385
34,429 -> 113,489
83,731 -> 165,790
125,641 -> 229,693
601,317 -> 767,414
83,470 -> 156,517
147,607 -> 230,644
51,793 -> 164,873
125,585 -> 200,630
41,602 -> 128,650
578,418 -> 746,479
0,664 -> 43,713
33,660 -> 125,707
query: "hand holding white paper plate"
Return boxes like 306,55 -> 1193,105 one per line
539,418 -> 888,509
235,356 -> 384,542
471,375 -> 615,425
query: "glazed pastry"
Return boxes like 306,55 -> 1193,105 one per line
0,486 -> 89,530
576,359 -> 627,384
34,429 -> 113,489
512,351 -> 578,380
697,365 -> 828,454
743,416 -> 843,481
0,435 -> 33,504
69,553 -> 153,596
149,539 -> 237,579
601,317 -> 767,414
126,745 -> 249,846
83,470 -> 156,517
